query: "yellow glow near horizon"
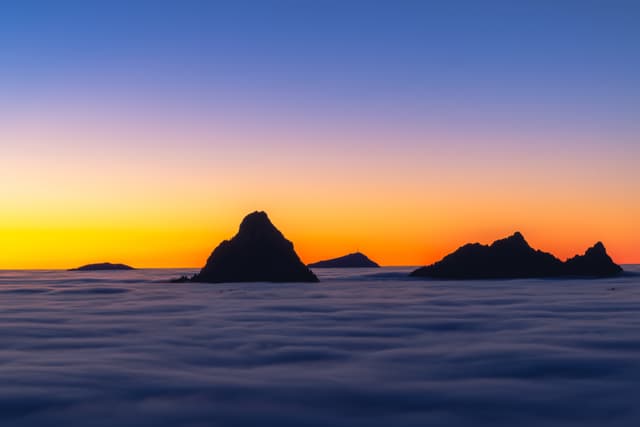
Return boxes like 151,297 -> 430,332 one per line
1,120 -> 638,269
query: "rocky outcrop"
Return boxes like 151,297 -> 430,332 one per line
70,262 -> 134,271
192,211 -> 318,283
308,252 -> 380,268
564,242 -> 623,277
410,232 -> 623,279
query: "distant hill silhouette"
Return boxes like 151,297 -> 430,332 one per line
410,232 -> 622,279
191,211 -> 318,283
70,262 -> 134,271
308,252 -> 380,268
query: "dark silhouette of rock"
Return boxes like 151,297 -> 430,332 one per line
411,232 -> 564,279
564,242 -> 623,277
308,252 -> 380,268
70,262 -> 134,271
169,275 -> 195,283
410,232 -> 623,279
192,211 -> 318,283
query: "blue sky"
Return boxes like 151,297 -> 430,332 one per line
1,0 -> 638,126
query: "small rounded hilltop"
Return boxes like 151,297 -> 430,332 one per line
70,263 -> 135,271
308,252 -> 380,268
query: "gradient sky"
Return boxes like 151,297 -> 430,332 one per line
1,0 -> 639,268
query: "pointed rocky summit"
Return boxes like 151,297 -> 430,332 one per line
192,211 -> 318,283
564,242 -> 623,277
308,252 -> 380,268
410,232 -> 623,279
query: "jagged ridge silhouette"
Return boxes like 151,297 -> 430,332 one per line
410,232 -> 622,279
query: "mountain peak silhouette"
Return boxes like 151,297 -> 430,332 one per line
510,231 -> 526,243
308,252 -> 380,268
564,241 -> 622,277
410,232 -> 623,279
491,231 -> 531,251
239,211 -> 272,232
70,262 -> 134,271
192,211 -> 318,283
589,241 -> 606,255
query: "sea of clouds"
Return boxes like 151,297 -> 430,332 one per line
1,266 -> 639,426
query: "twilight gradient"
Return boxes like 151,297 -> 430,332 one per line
1,0 -> 639,268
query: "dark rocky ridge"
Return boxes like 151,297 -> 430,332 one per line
410,232 -> 622,279
70,262 -> 134,271
308,252 -> 380,268
564,242 -> 623,277
192,211 -> 318,283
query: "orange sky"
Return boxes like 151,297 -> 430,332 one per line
1,112 -> 638,269
1,1 -> 639,269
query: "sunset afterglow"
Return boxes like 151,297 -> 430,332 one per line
1,1 -> 638,268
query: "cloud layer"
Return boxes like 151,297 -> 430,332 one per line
1,267 -> 639,426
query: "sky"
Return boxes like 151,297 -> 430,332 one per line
1,0 -> 639,268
